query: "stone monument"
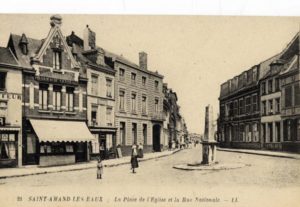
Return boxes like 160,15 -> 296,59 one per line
201,104 -> 218,165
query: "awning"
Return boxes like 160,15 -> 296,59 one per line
29,119 -> 95,142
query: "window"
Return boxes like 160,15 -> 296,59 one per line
52,85 -> 61,111
0,133 -> 16,159
142,76 -> 147,87
39,84 -> 48,110
155,98 -> 159,112
275,98 -> 280,113
284,120 -> 292,141
155,80 -> 159,91
142,95 -> 147,114
106,107 -> 112,126
66,144 -> 74,153
0,72 -> 6,91
285,86 -> 292,108
91,75 -> 98,95
261,101 -> 266,116
119,90 -> 125,111
120,122 -> 126,145
297,119 -> 300,141
143,124 -> 147,145
275,78 -> 280,91
295,83 -> 300,106
106,78 -> 112,98
239,124 -> 245,141
131,93 -> 137,113
233,100 -> 238,116
268,123 -> 273,142
245,96 -> 251,114
275,122 -> 281,142
268,99 -> 273,115
119,68 -> 125,81
239,99 -> 244,115
66,87 -> 74,112
53,51 -> 61,69
132,123 -> 137,144
131,73 -> 136,84
91,105 -> 97,125
268,79 -> 273,93
252,95 -> 257,112
261,82 -> 266,95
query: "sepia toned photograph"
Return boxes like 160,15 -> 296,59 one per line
0,11 -> 299,207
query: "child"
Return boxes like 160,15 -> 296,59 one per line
97,158 -> 103,179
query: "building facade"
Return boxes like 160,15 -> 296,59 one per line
0,48 -> 22,168
111,52 -> 165,156
67,27 -> 117,159
7,15 -> 94,167
218,66 -> 261,149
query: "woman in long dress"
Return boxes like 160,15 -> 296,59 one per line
131,144 -> 139,173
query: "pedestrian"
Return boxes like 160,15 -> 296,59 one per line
99,143 -> 105,160
97,157 -> 103,179
130,143 -> 139,173
138,142 -> 144,158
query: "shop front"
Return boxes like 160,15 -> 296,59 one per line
89,127 -> 117,160
27,119 -> 94,167
0,127 -> 20,168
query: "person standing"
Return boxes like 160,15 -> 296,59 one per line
99,143 -> 105,160
97,158 -> 103,179
130,143 -> 139,173
138,142 -> 144,158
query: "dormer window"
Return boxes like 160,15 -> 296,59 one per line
53,50 -> 61,69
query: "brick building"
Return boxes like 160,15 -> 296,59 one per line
0,47 -> 22,168
7,15 -> 94,166
67,26 -> 117,159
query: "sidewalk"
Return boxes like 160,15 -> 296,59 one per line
0,149 -> 181,179
218,147 -> 300,159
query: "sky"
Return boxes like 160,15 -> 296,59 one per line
0,14 -> 300,134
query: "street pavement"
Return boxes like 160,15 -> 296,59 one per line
0,146 -> 299,207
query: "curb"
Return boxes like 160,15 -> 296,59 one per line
0,149 -> 182,180
217,148 -> 299,159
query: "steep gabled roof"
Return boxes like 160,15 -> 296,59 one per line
0,47 -> 19,66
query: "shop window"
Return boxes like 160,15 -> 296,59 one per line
285,86 -> 293,108
143,124 -> 147,145
40,143 -> 51,154
91,134 -> 99,154
120,122 -> 126,145
51,143 -> 65,154
66,144 -> 74,153
27,134 -> 36,154
0,72 -> 6,91
0,133 -> 16,159
66,87 -> 74,112
39,84 -> 48,110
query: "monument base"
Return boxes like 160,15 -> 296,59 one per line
201,140 -> 218,165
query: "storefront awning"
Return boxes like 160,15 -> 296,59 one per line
29,119 -> 95,142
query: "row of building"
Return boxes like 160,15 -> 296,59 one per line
0,15 -> 188,168
218,31 -> 300,152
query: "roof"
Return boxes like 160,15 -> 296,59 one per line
0,47 -> 19,65
8,34 -> 43,68
29,119 -> 95,142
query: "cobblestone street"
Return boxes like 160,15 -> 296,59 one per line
1,146 -> 299,207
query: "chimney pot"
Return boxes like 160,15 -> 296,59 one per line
139,51 -> 147,70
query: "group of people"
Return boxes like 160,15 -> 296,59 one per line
96,142 -> 144,179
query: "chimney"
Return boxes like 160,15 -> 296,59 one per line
50,14 -> 62,27
84,25 -> 96,51
139,51 -> 147,70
